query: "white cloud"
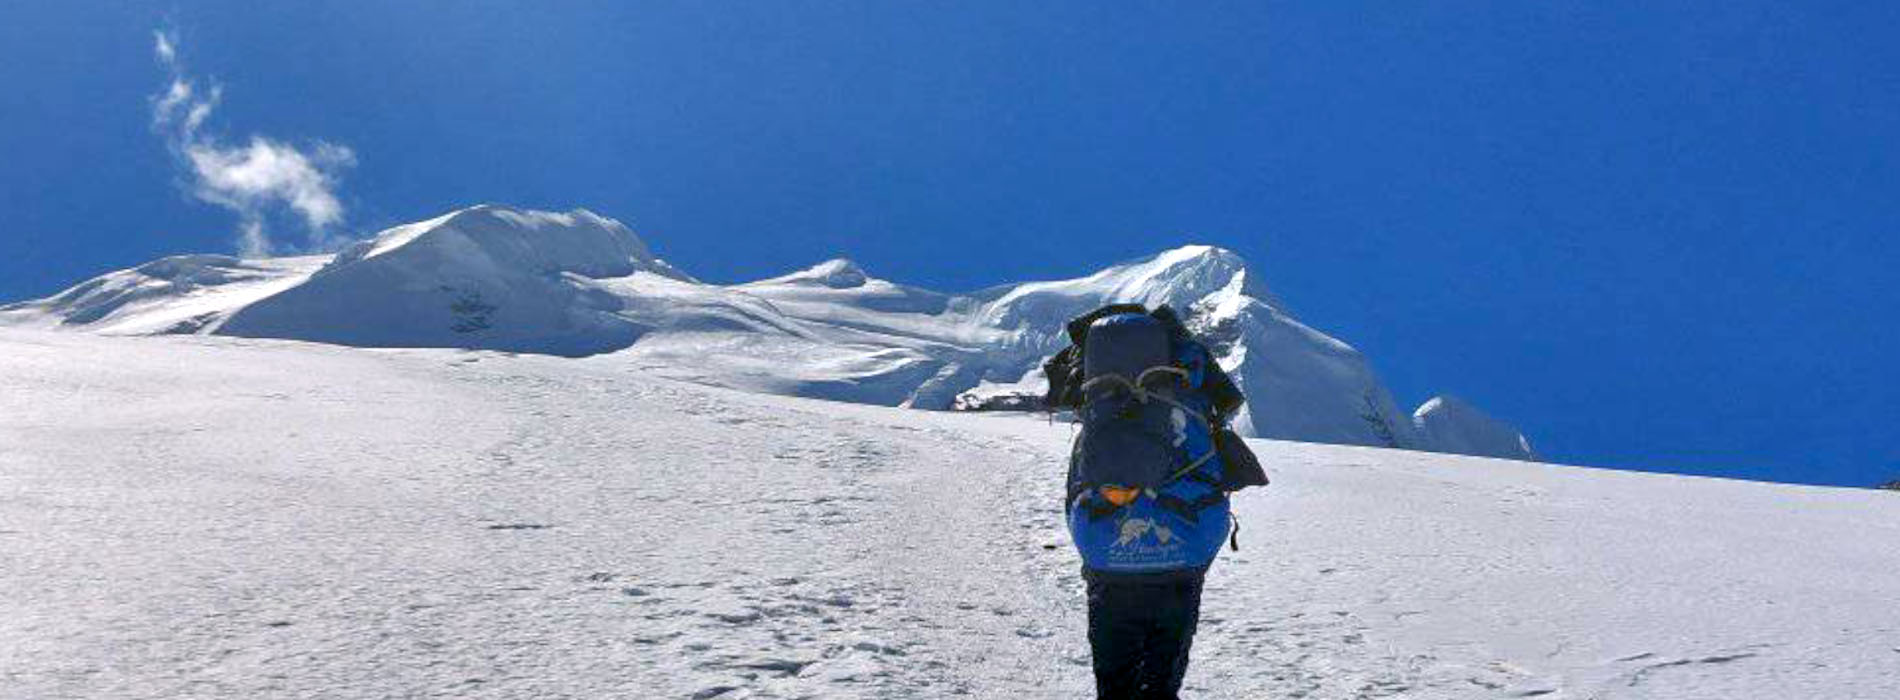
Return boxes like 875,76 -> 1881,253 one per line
154,31 -> 176,64
150,29 -> 355,257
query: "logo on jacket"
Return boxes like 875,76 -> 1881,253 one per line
1114,517 -> 1174,547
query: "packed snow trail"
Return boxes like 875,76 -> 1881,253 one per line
0,331 -> 1094,698
3,331 -> 1898,699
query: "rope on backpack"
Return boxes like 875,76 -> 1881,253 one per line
1078,366 -> 1211,433
1076,363 -> 1225,492
1078,365 -> 1191,403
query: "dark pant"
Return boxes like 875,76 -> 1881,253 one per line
1084,568 -> 1207,700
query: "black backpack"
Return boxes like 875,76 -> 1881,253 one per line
1043,304 -> 1269,494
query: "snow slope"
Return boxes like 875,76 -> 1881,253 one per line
1,204 -> 1530,458
2,330 -> 1895,699
0,254 -> 328,335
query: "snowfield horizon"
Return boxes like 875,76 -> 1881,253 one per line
2,330 -> 1896,698
1,203 -> 1535,463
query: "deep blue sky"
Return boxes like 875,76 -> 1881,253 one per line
3,2 -> 1896,486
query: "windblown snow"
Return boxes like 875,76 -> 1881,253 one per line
0,204 -> 1532,460
2,330 -> 1896,699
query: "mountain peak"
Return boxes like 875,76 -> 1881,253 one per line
1413,395 -> 1537,461
748,258 -> 873,289
1153,244 -> 1277,302
330,203 -> 688,282
803,258 -> 869,288
1162,243 -> 1236,261
443,203 -> 620,233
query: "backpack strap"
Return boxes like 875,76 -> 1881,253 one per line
1042,345 -> 1083,409
1154,490 -> 1228,524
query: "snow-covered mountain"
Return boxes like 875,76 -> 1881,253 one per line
1414,395 -> 1541,461
0,204 -> 1534,460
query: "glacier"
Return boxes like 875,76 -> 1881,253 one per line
2,329 -> 1895,698
0,203 -> 1533,460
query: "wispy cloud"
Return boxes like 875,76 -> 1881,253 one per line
151,29 -> 355,257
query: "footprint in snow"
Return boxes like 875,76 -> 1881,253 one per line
730,658 -> 814,676
704,607 -> 763,625
850,640 -> 907,656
